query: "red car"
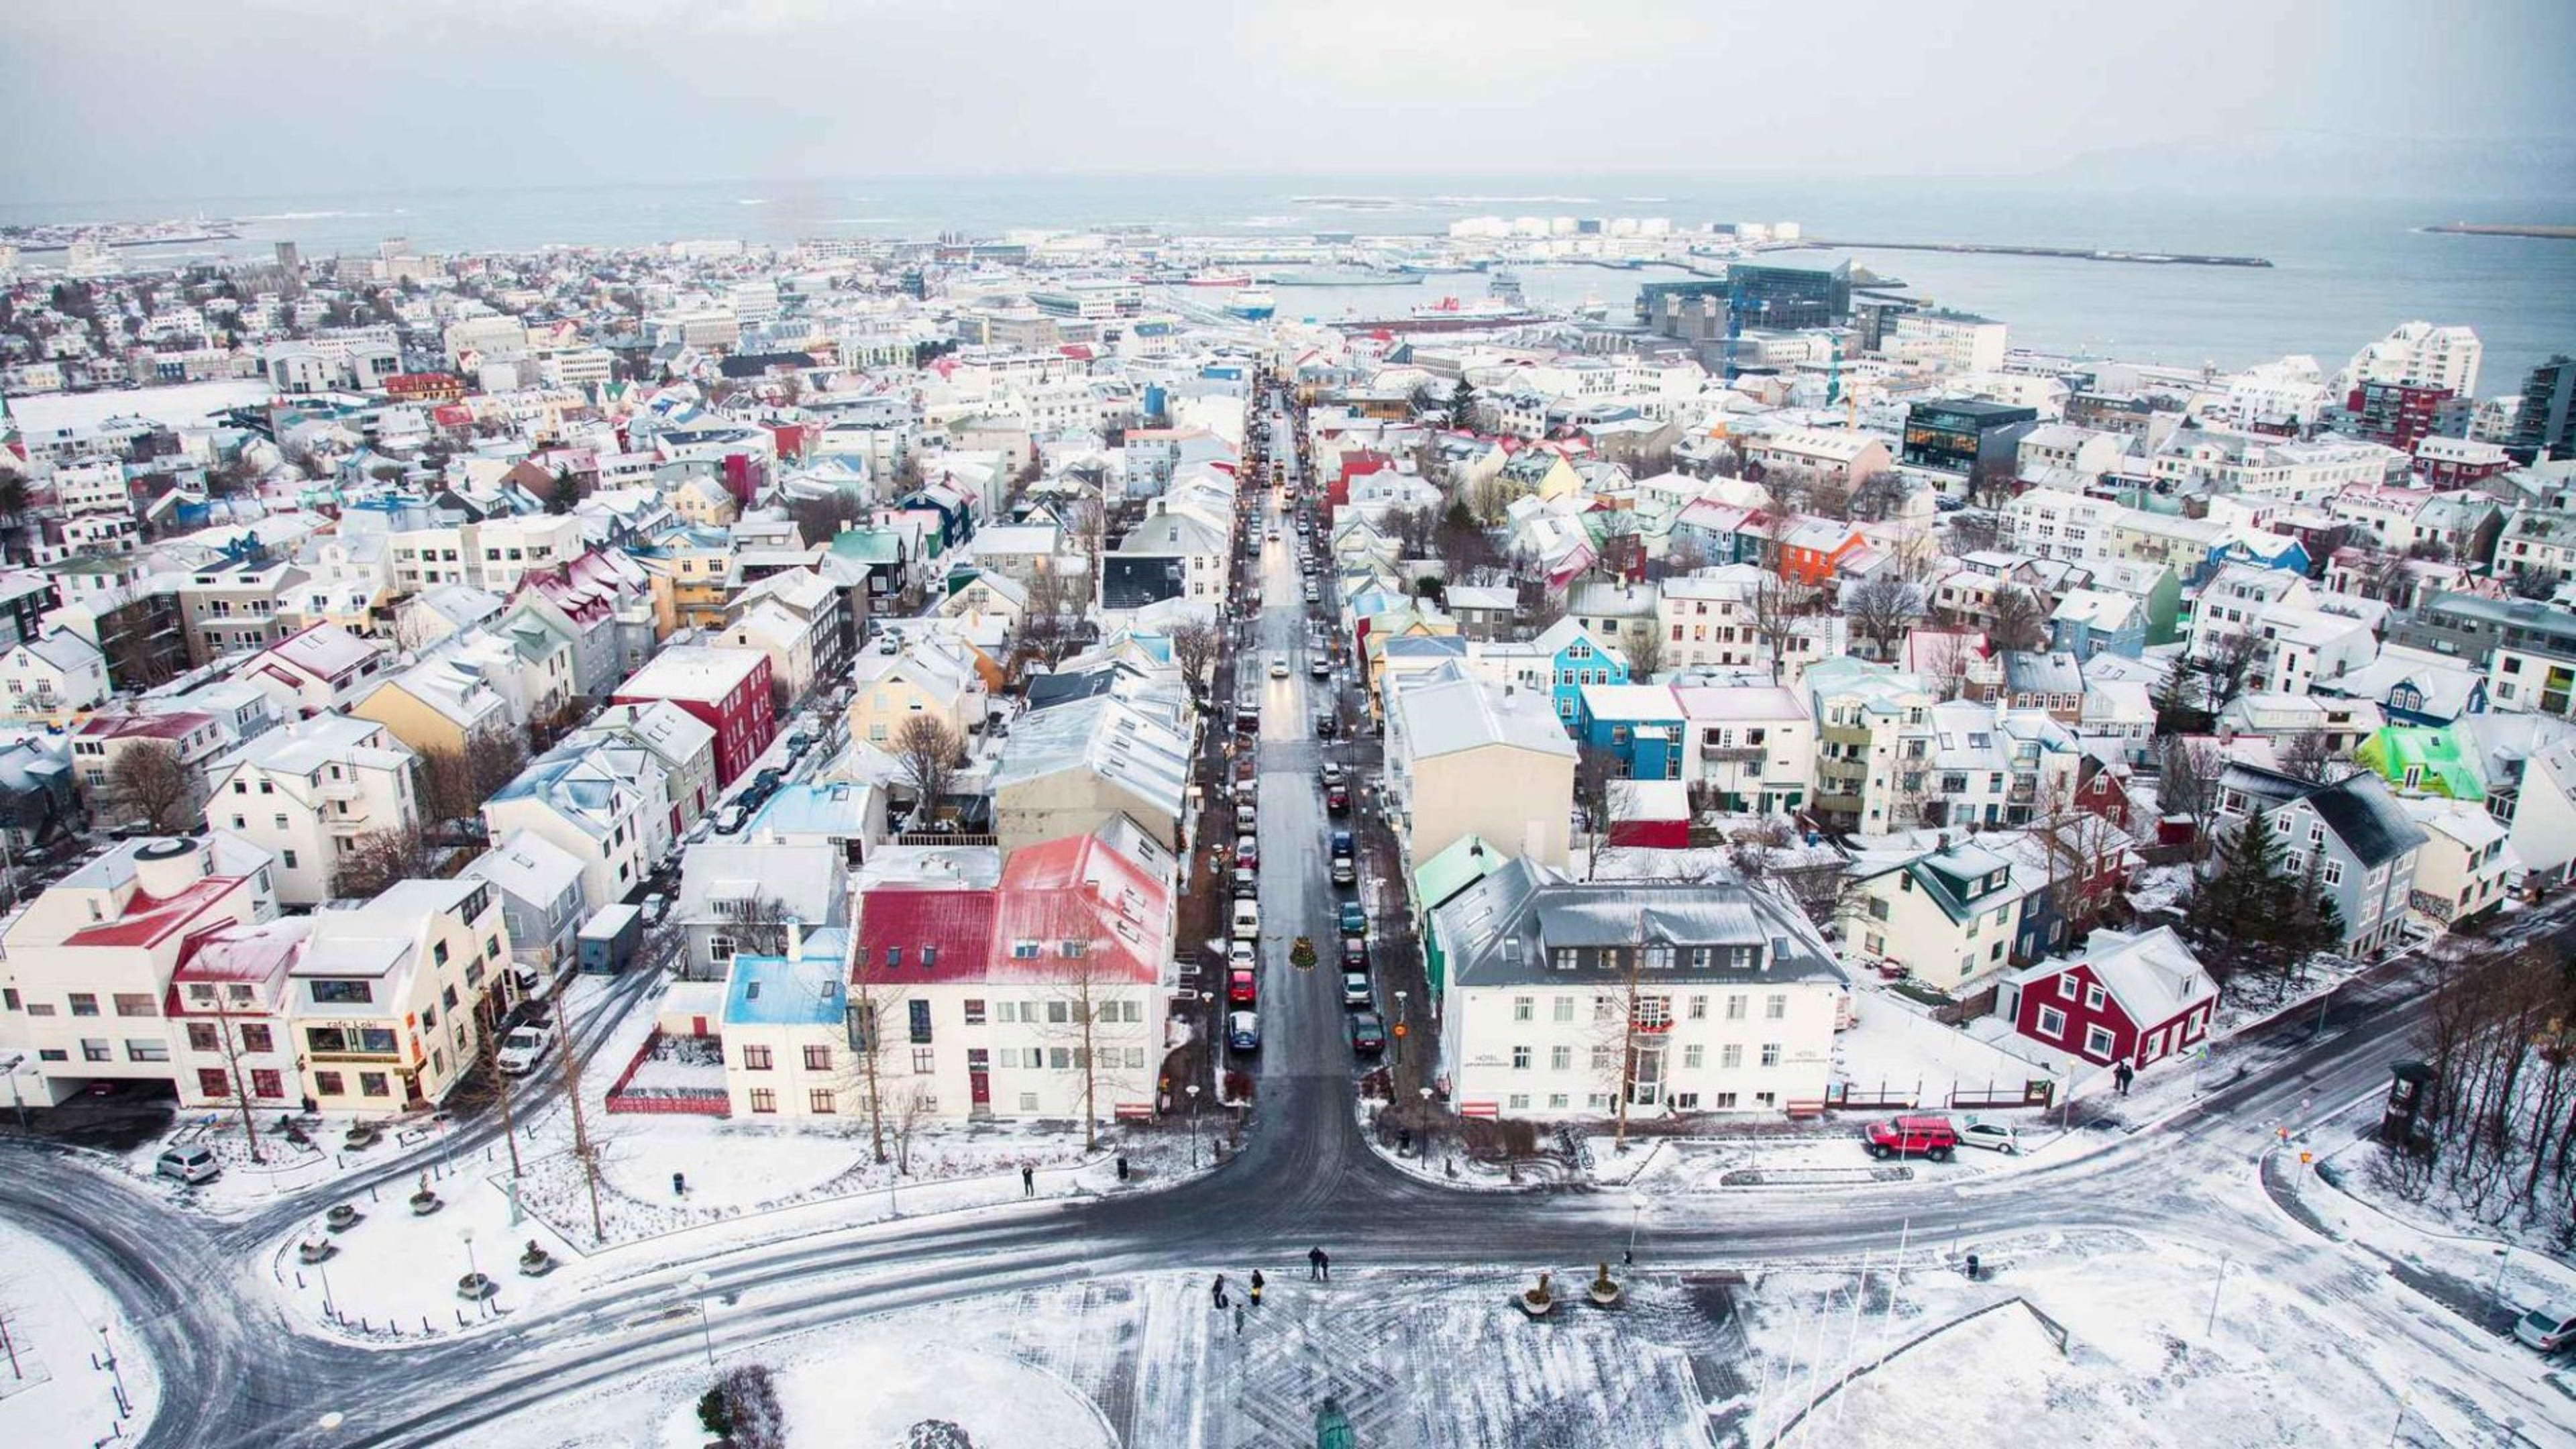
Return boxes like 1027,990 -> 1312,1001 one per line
1235,837 -> 1258,869
1863,1116 -> 1959,1162
1326,787 -> 1349,815
1228,968 -> 1258,1006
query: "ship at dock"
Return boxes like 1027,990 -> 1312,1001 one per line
1224,287 -> 1276,321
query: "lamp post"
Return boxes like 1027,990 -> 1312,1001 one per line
1626,1191 -> 1647,1265
2205,1252 -> 2231,1338
1185,1083 -> 1202,1168
1418,1084 -> 1435,1163
460,1226 -> 478,1283
688,1271 -> 715,1366
2491,1245 -> 2511,1301
1393,990 -> 1407,1071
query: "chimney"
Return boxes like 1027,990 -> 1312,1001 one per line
785,920 -> 804,960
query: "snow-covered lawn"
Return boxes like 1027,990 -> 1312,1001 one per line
119,1107 -> 472,1218
0,1218 -> 162,1448
1735,1229 -> 2571,1448
1834,985 -> 2055,1106
651,1342 -> 1114,1449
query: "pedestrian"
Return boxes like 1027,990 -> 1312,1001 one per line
1308,1246 -> 1329,1282
1212,1273 -> 1230,1309
1022,1164 -> 1034,1197
2114,1061 -> 2135,1096
1248,1270 -> 1265,1307
1233,1300 -> 1246,1337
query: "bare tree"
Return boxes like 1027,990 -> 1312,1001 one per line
2157,736 -> 2222,852
842,934 -> 911,1165
331,824 -> 434,899
1986,584 -> 2048,653
2276,729 -> 2349,786
1721,820 -> 1850,930
1913,629 -> 1980,702
1055,495 -> 1106,570
1945,511 -> 2006,555
105,741 -> 194,831
1845,576 -> 1917,662
1015,564 -> 1085,672
1746,573 -> 1812,684
2196,629 -> 2265,714
1029,893 -> 1148,1152
1573,743 -> 1621,882
891,714 -> 963,830
1625,625 -> 1665,682
1847,469 -> 1908,523
888,1079 -> 934,1176
1168,619 -> 1220,700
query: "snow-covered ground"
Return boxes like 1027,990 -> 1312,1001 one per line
462,1227 -> 2576,1449
0,1219 -> 161,1448
3,378 -> 274,433
649,1342 -> 1115,1448
1835,983 -> 2055,1106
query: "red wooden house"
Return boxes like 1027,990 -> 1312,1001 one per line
1997,926 -> 2216,1069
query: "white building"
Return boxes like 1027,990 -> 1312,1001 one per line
1433,867 -> 1850,1120
2341,321 -> 2481,400
204,714 -> 420,906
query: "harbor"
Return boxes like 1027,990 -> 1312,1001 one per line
2424,222 -> 2576,240
1799,238 -> 2271,267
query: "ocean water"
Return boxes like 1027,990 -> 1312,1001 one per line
7,173 -> 2571,389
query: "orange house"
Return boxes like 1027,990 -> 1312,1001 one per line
1770,516 -> 1866,585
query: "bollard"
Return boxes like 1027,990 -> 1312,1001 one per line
421,1316 -> 431,1335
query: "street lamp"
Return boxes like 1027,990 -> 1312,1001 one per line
688,1271 -> 715,1366
1418,1084 -> 1435,1163
1627,1191 -> 1648,1265
2205,1252 -> 2231,1338
1185,1083 -> 1202,1167
460,1226 -> 478,1283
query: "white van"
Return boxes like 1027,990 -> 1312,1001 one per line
1231,900 -> 1260,941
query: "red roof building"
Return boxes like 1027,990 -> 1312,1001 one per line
611,645 -> 775,787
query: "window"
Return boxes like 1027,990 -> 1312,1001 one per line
68,992 -> 99,1017
2038,1006 -> 2066,1038
908,1000 -> 933,1043
1760,1043 -> 1781,1067
2322,859 -> 2343,886
963,999 -> 987,1026
196,1067 -> 231,1099
743,1045 -> 774,1071
282,849 -> 299,869
808,1089 -> 837,1114
1725,994 -> 1746,1020
2084,984 -> 2106,1011
1688,994 -> 1709,1020
186,1021 -> 220,1052
1764,994 -> 1786,1020
358,1072 -> 391,1097
1512,996 -> 1534,1022
310,980 -> 372,1006
1511,1046 -> 1532,1070
252,1069 -> 283,1099
313,1070 -> 345,1095
1683,1044 -> 1705,1069
749,1088 -> 777,1114
1635,996 -> 1672,1029
2057,976 -> 2078,1000
125,1038 -> 169,1063
1721,1044 -> 1743,1069
803,1044 -> 833,1071
1549,1093 -> 1570,1110
1506,1093 -> 1530,1111
912,1048 -> 936,1074
1552,996 -> 1575,1022
1549,1045 -> 1572,1071
2084,1024 -> 2116,1058
1048,1047 -> 1072,1070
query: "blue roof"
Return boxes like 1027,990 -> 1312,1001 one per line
746,782 -> 875,837
722,936 -> 853,1028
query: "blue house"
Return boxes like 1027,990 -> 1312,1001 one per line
2047,588 -> 2147,660
1533,618 -> 1629,724
1574,684 -> 1687,780
2208,530 -> 2310,580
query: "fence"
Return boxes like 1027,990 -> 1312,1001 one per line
1950,1080 -> 2055,1111
602,1028 -> 733,1116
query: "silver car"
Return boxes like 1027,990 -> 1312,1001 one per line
1957,1120 -> 2023,1155
156,1146 -> 221,1185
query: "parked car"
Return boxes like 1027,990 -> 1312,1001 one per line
1235,837 -> 1258,869
1340,936 -> 1368,970
1341,970 -> 1373,1008
1326,786 -> 1349,814
1232,900 -> 1260,941
1331,856 -> 1356,887
1227,1011 -> 1262,1052
496,1026 -> 555,1075
1227,941 -> 1256,972
1338,900 -> 1367,936
154,1146 -> 221,1185
1862,1116 -> 1959,1161
1309,656 -> 1330,679
1320,761 -> 1344,787
1303,583 -> 1319,603
1315,710 -> 1338,738
1347,1010 -> 1387,1055
1233,867 -> 1259,898
1235,802 -> 1258,833
2516,1304 -> 2576,1352
1957,1120 -> 2022,1155
1228,968 -> 1258,1006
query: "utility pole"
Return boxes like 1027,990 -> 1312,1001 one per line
481,990 -> 521,1179
213,1009 -> 263,1164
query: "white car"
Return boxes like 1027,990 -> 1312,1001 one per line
1227,941 -> 1257,972
496,1026 -> 555,1076
2516,1304 -> 2576,1352
1230,900 -> 1260,941
1269,654 -> 1289,678
1957,1120 -> 2022,1155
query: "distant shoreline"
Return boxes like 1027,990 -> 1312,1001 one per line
2423,223 -> 2576,240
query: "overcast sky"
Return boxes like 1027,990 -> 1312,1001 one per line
3,0 -> 2571,203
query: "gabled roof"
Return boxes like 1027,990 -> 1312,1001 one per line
2011,926 -> 2212,1025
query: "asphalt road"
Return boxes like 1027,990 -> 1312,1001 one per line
10,442 -> 2571,1444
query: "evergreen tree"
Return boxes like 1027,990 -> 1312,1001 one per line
1447,377 -> 1479,430
2186,812 -> 2298,980
2151,659 -> 2210,738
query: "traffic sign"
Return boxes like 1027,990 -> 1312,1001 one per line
1393,1024 -> 1408,1038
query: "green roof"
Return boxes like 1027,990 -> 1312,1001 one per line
828,528 -> 906,565
1415,834 -> 1507,914
2356,724 -> 2483,802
